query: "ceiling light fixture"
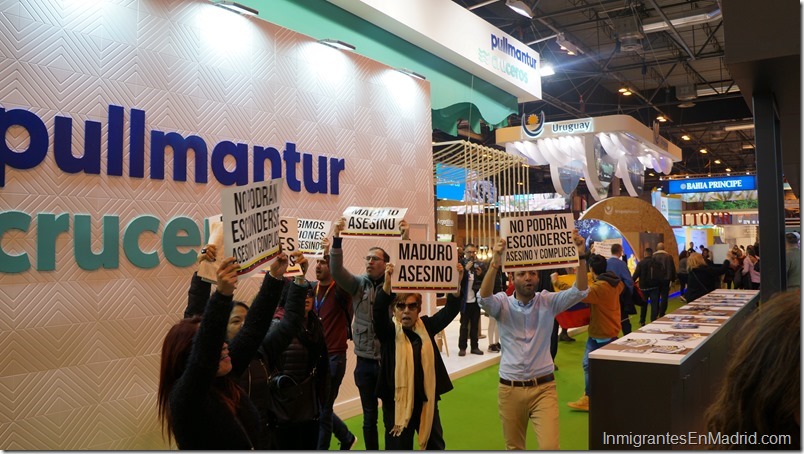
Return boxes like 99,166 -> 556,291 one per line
656,115 -> 667,122
723,123 -> 755,132
725,168 -> 732,172
319,39 -> 356,51
556,33 -> 582,56
681,134 -> 691,141
212,0 -> 258,15
699,148 -> 708,154
396,68 -> 426,80
506,0 -> 534,18
539,63 -> 555,77
741,143 -> 755,149
714,159 -> 721,164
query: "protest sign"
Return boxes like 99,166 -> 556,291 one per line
279,216 -> 303,277
389,240 -> 459,293
592,238 -> 622,259
297,218 -> 332,258
341,206 -> 408,237
222,179 -> 283,278
499,213 -> 578,272
198,214 -> 223,284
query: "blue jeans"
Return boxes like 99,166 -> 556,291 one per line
639,287 -> 660,324
354,356 -> 380,450
318,352 -> 353,449
583,336 -> 616,396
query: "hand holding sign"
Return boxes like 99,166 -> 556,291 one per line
383,263 -> 395,295
452,262 -> 464,297
332,217 -> 346,238
292,251 -> 308,275
269,253 -> 289,279
321,236 -> 331,257
491,238 -> 505,268
198,243 -> 217,263
217,257 -> 240,296
400,220 -> 410,240
572,229 -> 586,255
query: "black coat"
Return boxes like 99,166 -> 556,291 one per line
170,273 -> 303,450
373,274 -> 465,404
686,264 -> 727,302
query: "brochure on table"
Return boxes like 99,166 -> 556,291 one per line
589,289 -> 758,365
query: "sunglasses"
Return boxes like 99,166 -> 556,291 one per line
395,302 -> 419,311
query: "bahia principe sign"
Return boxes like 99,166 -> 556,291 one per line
667,175 -> 756,194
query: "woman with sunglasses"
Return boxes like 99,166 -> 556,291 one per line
372,261 -> 467,450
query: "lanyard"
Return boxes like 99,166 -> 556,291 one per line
314,281 -> 335,315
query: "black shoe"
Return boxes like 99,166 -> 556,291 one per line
559,332 -> 576,342
340,434 -> 358,450
470,348 -> 484,355
458,349 -> 466,356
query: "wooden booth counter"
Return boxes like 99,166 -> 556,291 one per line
588,289 -> 759,450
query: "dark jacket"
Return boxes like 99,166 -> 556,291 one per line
632,256 -> 658,290
170,273 -> 297,450
686,264 -> 728,302
373,274 -> 465,404
651,250 -> 677,282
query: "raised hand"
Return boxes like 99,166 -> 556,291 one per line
269,253 -> 289,279
382,263 -> 395,294
399,219 -> 410,240
332,217 -> 346,238
572,229 -> 586,255
292,251 -> 308,274
198,243 -> 217,263
216,257 -> 239,296
321,236 -> 331,257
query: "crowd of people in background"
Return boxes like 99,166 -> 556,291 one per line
156,223 -> 799,450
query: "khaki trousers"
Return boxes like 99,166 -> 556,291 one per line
498,381 -> 559,450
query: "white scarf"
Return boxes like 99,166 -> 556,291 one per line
392,316 -> 436,449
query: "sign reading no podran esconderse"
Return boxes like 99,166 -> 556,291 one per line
499,213 -> 578,272
222,179 -> 283,278
389,240 -> 459,293
341,206 -> 408,237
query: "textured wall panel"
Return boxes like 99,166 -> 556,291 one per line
0,0 -> 433,448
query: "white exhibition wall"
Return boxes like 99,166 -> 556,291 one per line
0,0 -> 433,448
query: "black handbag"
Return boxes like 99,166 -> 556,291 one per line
266,370 -> 319,424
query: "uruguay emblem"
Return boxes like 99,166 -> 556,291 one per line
522,111 -> 546,138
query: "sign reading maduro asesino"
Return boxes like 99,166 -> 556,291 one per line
499,213 -> 578,271
222,179 -> 283,277
341,206 -> 408,237
389,240 -> 459,293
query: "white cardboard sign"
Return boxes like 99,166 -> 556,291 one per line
341,206 -> 408,238
221,179 -> 283,278
499,213 -> 578,272
389,240 -> 459,293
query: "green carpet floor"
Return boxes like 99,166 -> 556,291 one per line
332,296 -> 686,450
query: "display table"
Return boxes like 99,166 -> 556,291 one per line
588,289 -> 759,450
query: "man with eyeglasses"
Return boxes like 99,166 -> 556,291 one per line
372,262 -> 465,450
479,230 -> 589,450
329,217 -> 408,450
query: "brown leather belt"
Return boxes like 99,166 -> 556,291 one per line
499,373 -> 555,387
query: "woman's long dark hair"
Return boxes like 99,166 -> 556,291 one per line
157,317 -> 243,443
705,292 -> 800,449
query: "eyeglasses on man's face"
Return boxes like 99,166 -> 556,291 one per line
365,255 -> 384,263
395,302 -> 419,311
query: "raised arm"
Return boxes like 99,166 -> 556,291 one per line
329,217 -> 360,295
184,244 -> 217,317
374,263 -> 396,341
480,239 -> 504,299
227,253 -> 292,376
428,262 -> 466,333
572,230 -> 589,291
259,256 -> 309,361
173,258 -> 239,401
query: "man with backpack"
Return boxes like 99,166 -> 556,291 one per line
632,248 -> 664,325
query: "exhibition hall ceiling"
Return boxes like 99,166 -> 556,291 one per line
452,0 -> 756,187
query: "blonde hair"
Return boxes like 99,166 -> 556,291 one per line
686,252 -> 706,270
